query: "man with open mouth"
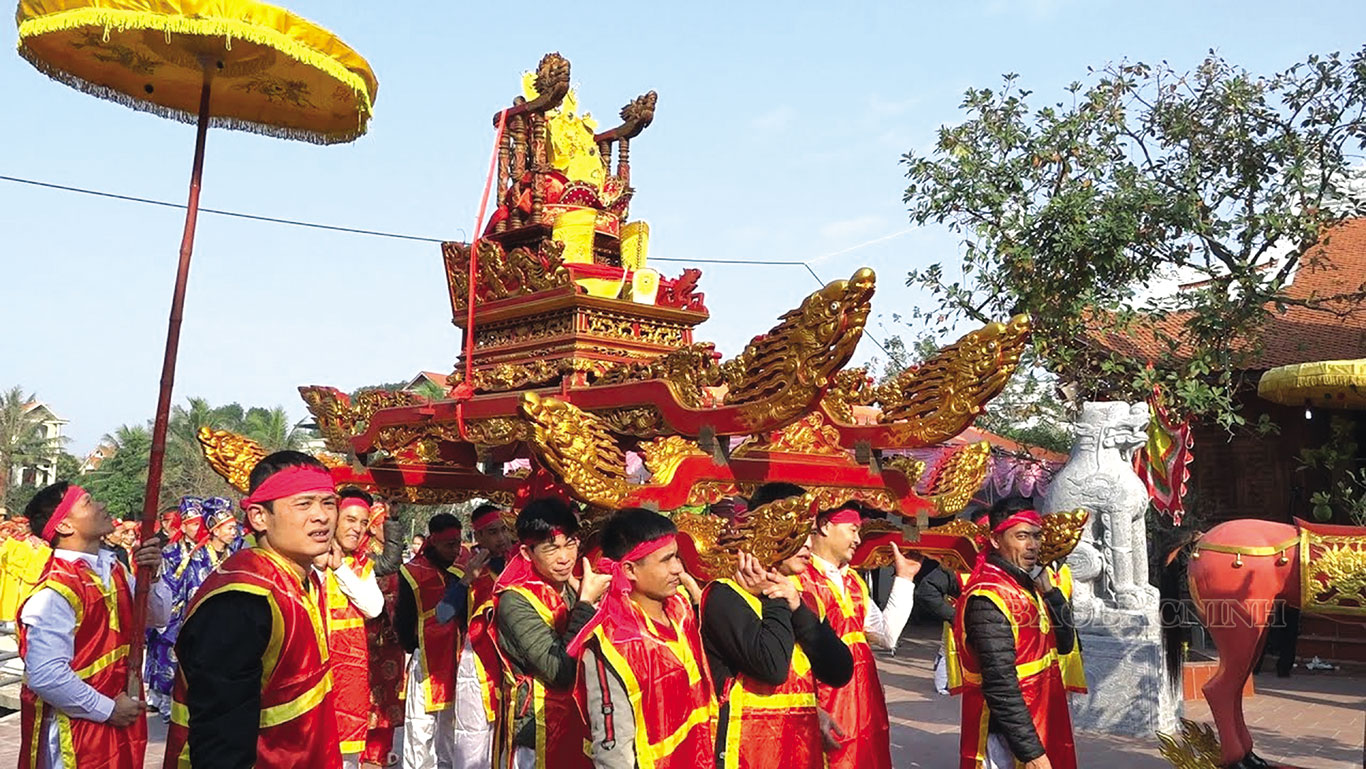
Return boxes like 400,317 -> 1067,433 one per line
163,450 -> 343,769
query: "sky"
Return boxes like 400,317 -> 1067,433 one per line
4,0 -> 1366,454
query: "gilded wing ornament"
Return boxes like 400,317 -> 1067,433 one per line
197,428 -> 267,494
875,314 -> 1031,443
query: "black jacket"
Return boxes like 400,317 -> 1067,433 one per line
912,558 -> 961,625
962,553 -> 1075,763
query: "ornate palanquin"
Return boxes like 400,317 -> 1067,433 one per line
200,54 -> 1067,571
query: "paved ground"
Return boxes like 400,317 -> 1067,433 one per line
1,625 -> 1361,768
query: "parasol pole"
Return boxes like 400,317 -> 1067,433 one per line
127,59 -> 214,698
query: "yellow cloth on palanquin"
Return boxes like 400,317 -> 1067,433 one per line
16,0 -> 377,143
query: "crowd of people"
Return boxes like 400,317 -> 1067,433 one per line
6,449 -> 1084,769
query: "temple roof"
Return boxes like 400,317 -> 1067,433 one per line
1091,218 -> 1366,371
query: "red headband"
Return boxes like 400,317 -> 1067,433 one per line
42,485 -> 88,541
992,509 -> 1044,535
566,534 -> 677,658
427,527 -> 463,545
822,507 -> 863,527
339,497 -> 372,514
472,508 -> 506,529
519,526 -> 570,546
239,466 -> 335,510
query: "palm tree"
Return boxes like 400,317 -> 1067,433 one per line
244,406 -> 306,452
0,386 -> 65,509
84,424 -> 152,519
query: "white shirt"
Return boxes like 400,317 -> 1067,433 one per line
811,554 -> 915,651
20,548 -> 173,769
330,561 -> 384,619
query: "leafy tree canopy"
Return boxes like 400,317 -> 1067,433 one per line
902,48 -> 1366,430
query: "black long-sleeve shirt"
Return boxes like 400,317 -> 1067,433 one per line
701,580 -> 854,693
177,590 -> 274,769
913,559 -> 961,625
369,519 -> 407,578
963,553 -> 1076,763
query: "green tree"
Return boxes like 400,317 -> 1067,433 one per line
902,48 -> 1366,429
162,397 -> 238,503
0,386 -> 66,510
243,406 -> 309,452
85,424 -> 152,519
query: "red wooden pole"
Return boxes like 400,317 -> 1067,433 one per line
127,65 -> 212,697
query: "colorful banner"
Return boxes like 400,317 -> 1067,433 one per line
1134,384 -> 1194,524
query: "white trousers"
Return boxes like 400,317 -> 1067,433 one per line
983,733 -> 1016,769
403,654 -> 456,769
513,747 -> 536,769
450,639 -> 494,769
933,640 -> 949,693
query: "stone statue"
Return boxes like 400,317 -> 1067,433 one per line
1043,401 -> 1157,618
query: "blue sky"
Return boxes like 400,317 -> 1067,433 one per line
4,0 -> 1365,453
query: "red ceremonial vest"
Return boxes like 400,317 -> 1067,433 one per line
399,555 -> 460,711
798,558 -> 892,769
704,579 -> 821,769
18,555 -> 146,769
490,577 -> 590,769
465,569 -> 502,724
326,554 -> 373,755
584,593 -> 716,769
163,547 -> 340,769
952,559 -> 1077,769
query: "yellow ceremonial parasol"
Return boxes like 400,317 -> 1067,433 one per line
1257,359 -> 1366,411
16,0 -> 377,696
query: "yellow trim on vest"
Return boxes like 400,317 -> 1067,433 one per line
840,630 -> 867,646
259,671 -> 334,728
329,617 -> 366,630
56,711 -> 77,769
43,580 -> 84,625
72,644 -> 129,680
187,581 -> 285,686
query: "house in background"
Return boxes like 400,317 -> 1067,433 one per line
403,371 -> 451,399
10,401 -> 68,488
80,442 -> 115,474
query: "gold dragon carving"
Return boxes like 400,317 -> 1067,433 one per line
594,343 -> 724,409
822,315 -> 1031,445
675,492 -> 819,579
444,239 -> 572,312
639,436 -> 706,486
197,428 -> 267,494
721,268 -> 876,428
734,412 -> 848,458
520,392 -> 632,508
884,455 -> 927,487
1156,719 -> 1223,769
298,386 -> 360,453
923,441 -> 992,517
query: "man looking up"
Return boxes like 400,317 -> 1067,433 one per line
165,451 -> 342,769
955,498 -> 1077,769
572,507 -> 716,769
18,481 -> 172,769
786,487 -> 918,769
491,498 -> 604,769
396,513 -> 464,769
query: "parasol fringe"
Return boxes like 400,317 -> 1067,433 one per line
16,5 -> 376,120
16,43 -> 367,145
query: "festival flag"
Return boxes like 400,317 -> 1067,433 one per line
1133,383 -> 1194,524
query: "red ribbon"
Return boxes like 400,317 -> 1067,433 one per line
41,485 -> 87,541
472,507 -> 507,530
238,466 -> 335,510
426,527 -> 463,545
566,534 -> 676,658
973,509 -> 1045,569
